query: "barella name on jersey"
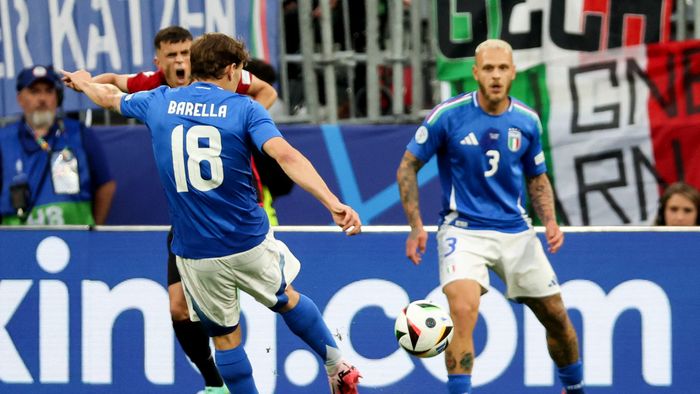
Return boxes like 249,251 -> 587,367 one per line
167,100 -> 227,118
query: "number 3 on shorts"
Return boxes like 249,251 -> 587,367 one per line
172,125 -> 224,192
444,237 -> 457,257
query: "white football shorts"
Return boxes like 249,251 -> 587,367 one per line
176,229 -> 301,328
437,225 -> 560,300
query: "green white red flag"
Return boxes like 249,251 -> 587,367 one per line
433,0 -> 700,225
543,41 -> 700,225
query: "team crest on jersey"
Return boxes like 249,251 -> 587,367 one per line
507,128 -> 521,152
415,126 -> 428,144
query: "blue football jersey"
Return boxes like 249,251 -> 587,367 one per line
121,82 -> 282,258
407,91 -> 547,232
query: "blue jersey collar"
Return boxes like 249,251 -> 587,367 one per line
190,81 -> 224,91
472,90 -> 514,115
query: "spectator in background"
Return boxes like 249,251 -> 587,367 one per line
283,0 -> 361,116
654,182 -> 700,226
0,65 -> 115,225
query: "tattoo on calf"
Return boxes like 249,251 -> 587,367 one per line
460,352 -> 474,371
445,350 -> 457,370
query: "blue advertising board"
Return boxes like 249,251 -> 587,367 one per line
93,124 -> 436,226
0,227 -> 698,393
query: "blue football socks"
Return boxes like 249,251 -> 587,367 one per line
447,374 -> 472,394
281,294 -> 342,373
215,346 -> 258,394
558,360 -> 584,393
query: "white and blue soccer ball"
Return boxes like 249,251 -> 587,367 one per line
394,299 -> 454,358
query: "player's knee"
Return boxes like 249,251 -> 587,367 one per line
170,308 -> 189,321
275,285 -> 300,313
212,326 -> 243,350
449,299 -> 479,326
543,306 -> 573,335
284,286 -> 300,305
170,299 -> 190,320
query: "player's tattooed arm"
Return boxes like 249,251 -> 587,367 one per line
527,173 -> 564,253
397,151 -> 425,229
527,173 -> 556,225
398,151 -> 428,264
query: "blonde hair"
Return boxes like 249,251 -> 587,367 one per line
475,39 -> 513,57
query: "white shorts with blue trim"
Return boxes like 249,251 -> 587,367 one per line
176,229 -> 301,329
437,225 -> 560,300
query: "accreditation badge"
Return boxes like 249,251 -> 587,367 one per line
51,148 -> 80,194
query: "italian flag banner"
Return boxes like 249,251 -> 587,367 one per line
541,41 -> 700,225
436,0 -> 672,82
247,0 -> 273,62
433,0 -> 700,225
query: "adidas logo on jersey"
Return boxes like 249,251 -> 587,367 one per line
459,132 -> 479,146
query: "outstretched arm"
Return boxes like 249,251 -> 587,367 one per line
526,173 -> 564,253
92,73 -> 130,93
262,137 -> 361,235
397,150 -> 427,264
247,76 -> 278,109
61,70 -> 125,113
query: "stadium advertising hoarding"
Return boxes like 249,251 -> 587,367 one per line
97,117 -> 700,227
0,228 -> 698,393
0,0 -> 278,117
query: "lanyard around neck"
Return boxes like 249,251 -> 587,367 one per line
33,133 -> 51,152
27,118 -> 65,153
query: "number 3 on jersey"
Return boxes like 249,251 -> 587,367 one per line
484,149 -> 500,177
171,125 -> 224,192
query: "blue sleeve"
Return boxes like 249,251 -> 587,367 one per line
406,116 -> 444,163
246,100 -> 283,151
521,116 -> 547,177
120,88 -> 159,122
81,126 -> 113,189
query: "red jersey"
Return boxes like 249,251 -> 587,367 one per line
126,69 -> 252,94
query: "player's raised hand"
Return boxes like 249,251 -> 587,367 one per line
545,222 -> 564,253
406,227 -> 427,265
60,69 -> 92,92
330,203 -> 362,236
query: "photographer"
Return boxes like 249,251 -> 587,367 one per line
0,65 -> 115,225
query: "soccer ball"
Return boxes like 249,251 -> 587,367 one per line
394,299 -> 454,358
